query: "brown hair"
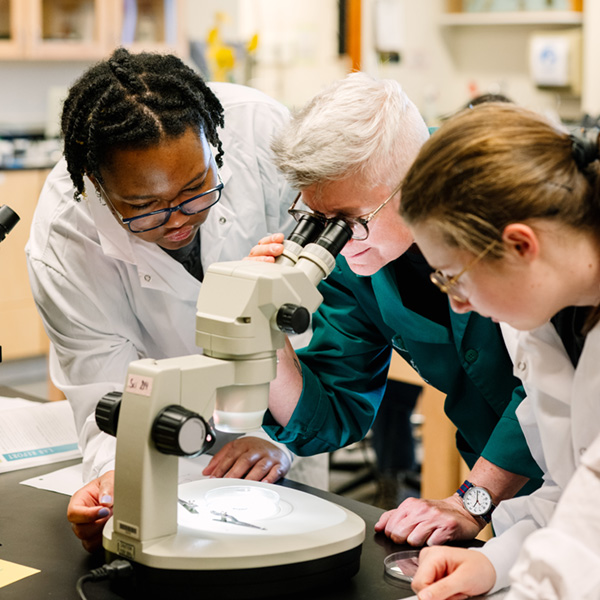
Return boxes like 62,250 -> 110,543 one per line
400,103 -> 600,258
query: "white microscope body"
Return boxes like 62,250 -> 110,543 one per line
98,218 -> 365,595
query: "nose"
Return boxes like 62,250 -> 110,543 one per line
164,207 -> 191,228
339,238 -> 360,257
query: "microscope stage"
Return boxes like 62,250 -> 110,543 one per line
103,479 -> 365,597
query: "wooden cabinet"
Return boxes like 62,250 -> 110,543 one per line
0,0 -> 187,60
0,169 -> 50,361
0,0 -> 25,58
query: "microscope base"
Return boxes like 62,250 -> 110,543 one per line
103,479 -> 365,597
106,546 -> 361,599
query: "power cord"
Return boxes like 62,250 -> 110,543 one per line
76,559 -> 133,600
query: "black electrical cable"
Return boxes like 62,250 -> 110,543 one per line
76,559 -> 133,600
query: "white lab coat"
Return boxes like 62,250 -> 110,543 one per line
26,82 -> 327,489
479,321 -> 600,597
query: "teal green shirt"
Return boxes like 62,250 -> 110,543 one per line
264,252 -> 543,489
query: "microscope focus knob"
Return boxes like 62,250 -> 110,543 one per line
276,303 -> 310,334
95,391 -> 123,437
152,405 -> 215,457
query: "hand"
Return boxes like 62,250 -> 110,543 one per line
245,233 -> 285,262
203,437 -> 291,483
67,470 -> 114,553
374,495 -> 483,546
411,546 -> 495,600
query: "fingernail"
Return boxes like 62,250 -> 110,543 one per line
100,494 -> 113,504
98,507 -> 110,518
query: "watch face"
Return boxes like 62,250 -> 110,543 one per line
462,486 -> 492,516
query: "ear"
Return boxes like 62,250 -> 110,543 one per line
501,223 -> 539,262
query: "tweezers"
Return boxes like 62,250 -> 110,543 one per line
210,510 -> 266,530
178,498 -> 199,514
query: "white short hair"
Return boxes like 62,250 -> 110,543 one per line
271,72 -> 429,190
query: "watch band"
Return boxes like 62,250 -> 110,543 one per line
456,479 -> 496,523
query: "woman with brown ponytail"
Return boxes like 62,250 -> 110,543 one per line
400,102 -> 600,600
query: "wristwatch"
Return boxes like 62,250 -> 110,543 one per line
456,480 -> 496,523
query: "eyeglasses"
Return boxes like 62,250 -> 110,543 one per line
288,184 -> 400,241
429,241 -> 497,303
96,173 -> 224,233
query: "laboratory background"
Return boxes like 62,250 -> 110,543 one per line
0,0 -> 595,515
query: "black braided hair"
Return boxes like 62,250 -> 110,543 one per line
61,47 -> 225,200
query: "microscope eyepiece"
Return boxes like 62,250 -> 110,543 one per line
0,205 -> 20,243
287,213 -> 327,248
313,218 -> 352,259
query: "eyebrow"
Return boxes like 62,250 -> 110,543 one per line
119,169 -> 210,203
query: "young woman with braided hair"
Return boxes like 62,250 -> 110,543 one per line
26,48 -> 323,552
399,102 -> 600,599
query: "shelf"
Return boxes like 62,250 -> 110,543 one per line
440,10 -> 583,26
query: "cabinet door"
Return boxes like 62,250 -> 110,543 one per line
110,0 -> 188,58
0,169 -> 50,361
0,0 -> 26,58
25,0 -> 112,60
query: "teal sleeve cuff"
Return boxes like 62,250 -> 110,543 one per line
262,367 -> 337,456
481,387 -> 543,483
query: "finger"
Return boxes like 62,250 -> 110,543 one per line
374,510 -> 394,532
260,464 -> 286,484
237,457 -> 277,482
204,452 -> 237,479
383,512 -> 415,544
248,243 -> 284,257
415,578 -> 469,600
221,454 -> 263,479
426,525 -> 456,547
67,503 -> 111,524
258,233 -> 284,245
243,255 -> 275,262
406,521 -> 437,547
71,514 -> 110,542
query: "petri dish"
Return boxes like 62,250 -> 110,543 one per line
204,485 -> 281,520
383,549 -> 420,584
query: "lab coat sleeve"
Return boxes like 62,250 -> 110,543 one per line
27,224 -> 143,481
504,435 -> 600,600
477,478 -> 562,592
262,262 -> 391,455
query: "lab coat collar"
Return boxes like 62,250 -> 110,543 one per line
502,321 -> 575,405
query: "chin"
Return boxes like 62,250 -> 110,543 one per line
346,260 -> 384,277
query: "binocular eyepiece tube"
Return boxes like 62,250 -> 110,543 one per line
0,205 -> 20,243
277,212 -> 352,275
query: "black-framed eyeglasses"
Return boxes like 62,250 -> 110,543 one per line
429,241 -> 497,303
287,184 -> 400,241
97,173 -> 224,233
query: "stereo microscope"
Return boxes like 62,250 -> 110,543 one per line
96,212 -> 366,597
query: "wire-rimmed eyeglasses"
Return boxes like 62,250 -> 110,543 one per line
287,184 -> 400,241
96,173 -> 224,234
429,241 -> 497,303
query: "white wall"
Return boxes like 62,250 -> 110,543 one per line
0,61 -> 93,133
361,0 -> 585,125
